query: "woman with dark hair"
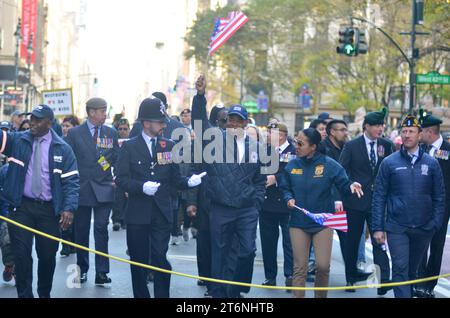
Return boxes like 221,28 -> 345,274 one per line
61,115 -> 80,138
279,128 -> 363,298
18,119 -> 31,132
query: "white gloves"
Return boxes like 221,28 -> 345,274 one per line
188,172 -> 207,188
143,181 -> 161,196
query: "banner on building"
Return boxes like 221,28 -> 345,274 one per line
42,88 -> 74,117
20,0 -> 37,64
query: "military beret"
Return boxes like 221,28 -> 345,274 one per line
180,108 -> 191,115
86,97 -> 107,109
421,114 -> 442,128
401,114 -> 421,128
364,107 -> 387,126
267,122 -> 288,134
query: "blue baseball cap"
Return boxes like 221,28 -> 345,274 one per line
228,104 -> 248,120
25,104 -> 54,121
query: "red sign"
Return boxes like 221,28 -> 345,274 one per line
20,0 -> 37,64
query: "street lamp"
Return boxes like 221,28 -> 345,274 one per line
25,33 -> 34,113
13,18 -> 22,89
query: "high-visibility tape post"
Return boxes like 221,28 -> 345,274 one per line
1,214 -> 448,292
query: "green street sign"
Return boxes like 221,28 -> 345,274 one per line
416,72 -> 450,85
242,100 -> 259,114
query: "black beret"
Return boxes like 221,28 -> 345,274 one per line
401,114 -> 421,128
421,114 -> 442,128
86,97 -> 107,109
364,108 -> 387,126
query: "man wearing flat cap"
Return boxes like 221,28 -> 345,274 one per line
65,97 -> 119,286
259,122 -> 295,288
339,108 -> 393,294
372,114 -> 445,298
115,97 -> 205,298
415,114 -> 450,298
0,104 -> 79,297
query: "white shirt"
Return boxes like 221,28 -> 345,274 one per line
277,140 -> 290,154
428,135 -> 443,157
142,132 -> 157,157
363,133 -> 378,163
236,134 -> 246,163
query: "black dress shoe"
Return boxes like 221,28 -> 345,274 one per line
197,279 -> 207,286
412,286 -> 427,298
425,289 -> 436,298
95,273 -> 112,285
350,271 -> 372,283
377,281 -> 393,296
78,272 -> 88,284
345,282 -> 356,293
262,279 -> 276,286
60,245 -> 72,257
112,222 -> 121,231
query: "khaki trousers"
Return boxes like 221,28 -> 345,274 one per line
290,227 -> 333,298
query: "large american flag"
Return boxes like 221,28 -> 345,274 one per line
294,205 -> 348,232
208,11 -> 248,56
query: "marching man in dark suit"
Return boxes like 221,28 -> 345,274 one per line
260,122 -> 296,288
115,97 -> 204,298
372,114 -> 444,298
416,114 -> 450,298
339,109 -> 393,294
65,97 -> 119,286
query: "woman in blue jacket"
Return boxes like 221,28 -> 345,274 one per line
279,128 -> 363,298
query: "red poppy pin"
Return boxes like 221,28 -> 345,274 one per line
159,140 -> 166,148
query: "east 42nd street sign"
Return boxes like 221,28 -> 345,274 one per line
416,72 -> 450,85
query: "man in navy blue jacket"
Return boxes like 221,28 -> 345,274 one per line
372,115 -> 445,298
0,104 -> 79,298
192,75 -> 266,298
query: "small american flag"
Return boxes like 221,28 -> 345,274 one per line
208,11 -> 248,56
294,205 -> 348,232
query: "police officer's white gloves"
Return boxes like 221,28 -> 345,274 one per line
143,181 -> 161,196
188,172 -> 207,188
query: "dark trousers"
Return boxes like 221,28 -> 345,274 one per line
196,228 -> 212,288
417,209 -> 450,291
111,189 -> 127,225
171,196 -> 181,236
388,228 -> 434,298
8,198 -> 60,298
209,204 -> 258,298
127,207 -> 172,298
259,211 -> 293,280
345,208 -> 390,283
75,205 -> 111,274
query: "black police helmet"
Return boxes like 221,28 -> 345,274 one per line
137,97 -> 169,123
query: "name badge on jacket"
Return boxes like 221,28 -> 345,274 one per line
157,152 -> 173,165
98,155 -> 111,171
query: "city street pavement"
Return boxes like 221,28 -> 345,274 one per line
0,219 -> 449,298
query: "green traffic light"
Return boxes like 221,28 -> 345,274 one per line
344,44 -> 355,55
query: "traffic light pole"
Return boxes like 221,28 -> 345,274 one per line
350,16 -> 414,114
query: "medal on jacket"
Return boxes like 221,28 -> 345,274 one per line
377,145 -> 385,158
97,155 -> 110,171
435,150 -> 449,160
157,152 -> 172,165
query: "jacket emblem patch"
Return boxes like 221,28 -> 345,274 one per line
314,165 -> 324,177
421,164 -> 429,176
291,168 -> 303,175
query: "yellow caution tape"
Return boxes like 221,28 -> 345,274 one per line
1,214 -> 449,291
